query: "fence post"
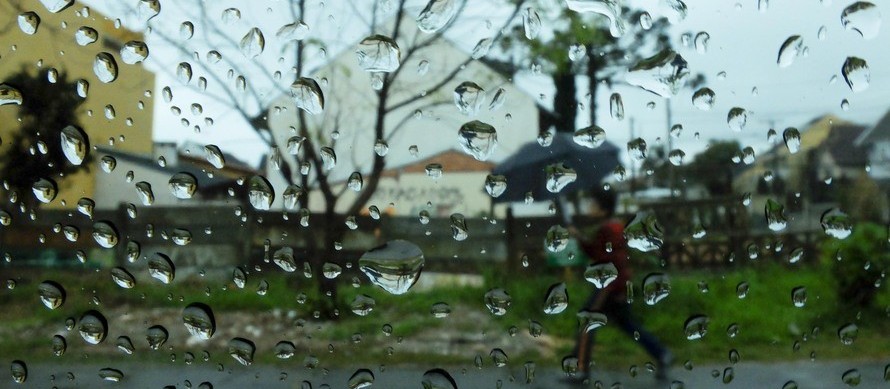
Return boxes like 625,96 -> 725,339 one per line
505,207 -> 517,273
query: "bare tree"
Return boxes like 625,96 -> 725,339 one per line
116,0 -> 527,315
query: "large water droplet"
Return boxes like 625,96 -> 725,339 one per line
684,315 -> 709,340
545,163 -> 577,193
727,107 -> 748,132
0,84 -> 23,106
523,7 -> 542,39
75,26 -> 98,46
777,35 -> 804,68
692,88 -> 715,110
584,262 -> 619,288
39,0 -> 73,13
421,368 -> 458,389
359,240 -> 424,295
60,125 -> 89,165
471,38 -> 493,59
841,56 -> 870,92
842,369 -> 861,386
203,145 -> 225,169
38,280 -> 66,310
183,303 -> 215,340
248,175 -> 274,210
783,128 -> 801,154
543,282 -> 568,314
10,360 -> 27,383
120,41 -> 149,64
484,288 -> 512,315
765,199 -> 787,232
290,77 -> 324,115
146,325 -> 169,350
51,335 -> 66,356
626,49 -> 689,98
545,225 -> 570,253
275,341 -> 296,359
93,53 -> 118,83
276,21 -> 309,43
148,252 -> 175,284
273,246 -> 297,272
485,174 -> 507,198
417,0 -> 457,33
457,120 -> 497,161
350,294 -> 376,316
99,368 -> 124,382
240,28 -> 265,58
565,0 -> 626,37
116,336 -> 134,354
578,310 -> 608,332
137,0 -> 160,20
345,172 -> 363,192
111,267 -> 136,288
573,126 -> 606,148
320,147 -> 337,170
821,208 -> 852,239
168,172 -> 198,199
135,181 -> 154,205
841,2 -> 881,39
100,155 -> 117,173
92,221 -> 119,248
838,323 -> 858,345
661,0 -> 688,23
356,35 -> 400,72
642,273 -> 671,305
32,177 -> 57,203
791,286 -> 807,307
454,81 -> 485,116
450,213 -> 468,240
176,62 -> 193,84
348,369 -> 375,389
228,337 -> 255,366
78,310 -> 108,344
609,93 -> 624,120
625,212 -> 664,252
18,12 -> 40,35
693,31 -> 710,54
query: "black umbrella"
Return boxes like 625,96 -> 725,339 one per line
490,132 -> 620,203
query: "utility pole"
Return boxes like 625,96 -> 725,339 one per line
630,117 -> 637,196
666,99 -> 675,199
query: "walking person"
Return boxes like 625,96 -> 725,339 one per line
565,188 -> 673,384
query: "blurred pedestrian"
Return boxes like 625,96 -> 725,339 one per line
565,188 -> 673,384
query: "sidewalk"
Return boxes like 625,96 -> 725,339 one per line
4,360 -> 887,388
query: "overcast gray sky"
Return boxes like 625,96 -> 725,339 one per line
88,0 -> 889,170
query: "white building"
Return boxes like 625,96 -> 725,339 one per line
264,17 -> 539,215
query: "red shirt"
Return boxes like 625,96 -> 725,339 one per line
578,219 -> 631,300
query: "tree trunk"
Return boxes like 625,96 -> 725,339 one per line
552,71 -> 577,133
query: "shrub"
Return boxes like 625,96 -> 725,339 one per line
821,222 -> 890,310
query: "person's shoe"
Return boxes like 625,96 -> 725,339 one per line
655,351 -> 675,381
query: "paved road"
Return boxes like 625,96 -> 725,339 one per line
3,360 -> 887,388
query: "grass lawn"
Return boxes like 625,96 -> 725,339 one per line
1,261 -> 888,371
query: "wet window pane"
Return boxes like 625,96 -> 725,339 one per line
1,0 -> 889,387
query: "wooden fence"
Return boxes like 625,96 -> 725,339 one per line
0,200 -> 825,274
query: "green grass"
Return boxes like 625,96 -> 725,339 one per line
2,263 -> 888,370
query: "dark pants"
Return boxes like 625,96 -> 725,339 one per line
572,290 -> 668,374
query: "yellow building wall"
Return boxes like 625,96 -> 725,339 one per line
0,0 -> 154,209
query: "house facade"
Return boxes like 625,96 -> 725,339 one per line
0,0 -> 155,209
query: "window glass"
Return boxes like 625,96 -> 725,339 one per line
1,0 -> 889,387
